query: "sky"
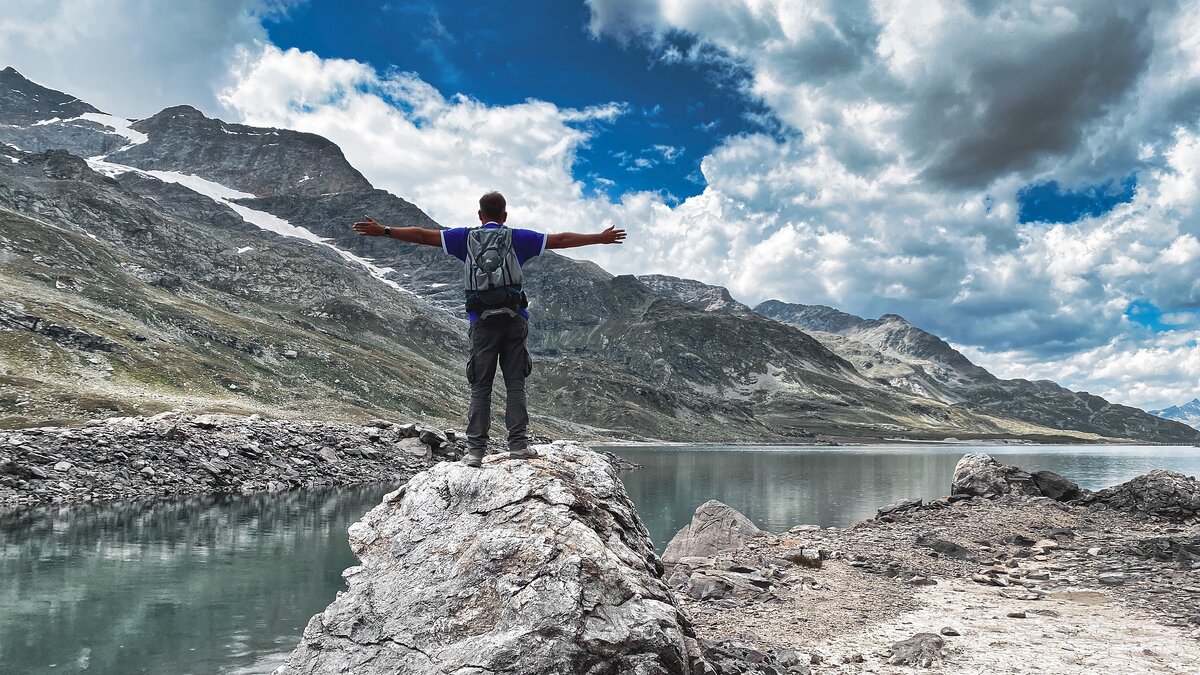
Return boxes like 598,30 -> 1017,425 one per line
1,0 -> 1199,411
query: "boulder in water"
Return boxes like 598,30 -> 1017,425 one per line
951,453 -> 1041,498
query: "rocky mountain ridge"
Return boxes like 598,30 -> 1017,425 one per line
3,67 -> 1197,443
1152,398 -> 1200,430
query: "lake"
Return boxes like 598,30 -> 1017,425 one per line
604,444 -> 1200,549
2,444 -> 1197,673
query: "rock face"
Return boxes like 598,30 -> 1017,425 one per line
278,442 -> 706,675
1088,469 -> 1200,522
663,500 -> 762,564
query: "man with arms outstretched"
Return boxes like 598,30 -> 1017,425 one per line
354,191 -> 626,467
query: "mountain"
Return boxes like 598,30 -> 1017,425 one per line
753,298 -> 1199,443
1150,398 -> 1200,430
3,67 -> 1197,444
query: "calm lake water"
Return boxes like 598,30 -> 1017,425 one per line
604,444 -> 1200,550
2,444 -> 1198,673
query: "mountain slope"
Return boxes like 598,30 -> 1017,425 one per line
1150,398 -> 1200,430
755,298 -> 1200,443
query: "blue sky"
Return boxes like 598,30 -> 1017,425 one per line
264,0 -> 773,202
2,0 -> 1199,410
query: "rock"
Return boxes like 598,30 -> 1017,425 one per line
939,626 -> 960,636
1007,610 -> 1027,618
396,437 -> 430,458
703,639 -> 810,675
877,497 -> 923,517
52,461 -> 73,472
276,443 -> 706,675
317,448 -> 339,463
916,534 -> 978,561
443,429 -> 457,443
1031,470 -> 1084,501
951,453 -> 1040,498
886,633 -> 944,668
417,427 -> 448,449
1098,572 -> 1126,586
663,500 -> 761,565
1087,470 -> 1200,522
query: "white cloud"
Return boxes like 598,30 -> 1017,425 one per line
0,0 -> 295,117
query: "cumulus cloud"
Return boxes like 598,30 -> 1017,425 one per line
220,45 -> 628,231
0,0 -> 295,117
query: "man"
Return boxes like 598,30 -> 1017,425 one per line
353,191 -> 626,467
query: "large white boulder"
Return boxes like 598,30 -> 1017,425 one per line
277,442 -> 707,675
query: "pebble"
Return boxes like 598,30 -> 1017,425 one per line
1098,572 -> 1126,586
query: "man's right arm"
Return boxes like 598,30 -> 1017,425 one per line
546,226 -> 626,249
353,216 -> 442,247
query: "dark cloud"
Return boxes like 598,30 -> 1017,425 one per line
915,6 -> 1154,187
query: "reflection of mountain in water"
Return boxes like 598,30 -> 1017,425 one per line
0,484 -> 398,674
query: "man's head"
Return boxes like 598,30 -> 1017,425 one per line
478,191 -> 507,224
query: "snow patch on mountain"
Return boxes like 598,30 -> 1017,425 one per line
85,157 -> 414,296
76,112 -> 148,149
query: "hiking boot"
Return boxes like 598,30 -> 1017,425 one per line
461,452 -> 483,468
508,447 -> 538,460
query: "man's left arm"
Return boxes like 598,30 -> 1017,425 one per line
545,226 -> 626,249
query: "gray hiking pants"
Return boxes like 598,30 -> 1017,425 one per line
466,315 -> 532,454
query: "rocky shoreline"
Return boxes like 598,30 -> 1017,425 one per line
664,454 -> 1200,673
0,413 -> 490,509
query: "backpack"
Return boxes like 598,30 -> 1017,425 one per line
464,226 -> 527,319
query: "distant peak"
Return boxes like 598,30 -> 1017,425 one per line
879,313 -> 910,324
1,66 -> 18,75
154,104 -> 206,118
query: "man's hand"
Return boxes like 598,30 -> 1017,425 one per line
353,216 -> 386,237
598,225 -> 626,245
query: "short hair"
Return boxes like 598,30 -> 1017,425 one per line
479,191 -> 506,220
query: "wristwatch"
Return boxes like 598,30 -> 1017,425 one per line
382,226 -> 392,237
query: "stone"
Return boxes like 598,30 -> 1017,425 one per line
396,437 -> 430,458
1031,470 -> 1085,501
916,535 -> 978,561
1007,610 -> 1027,618
318,448 -> 339,463
703,640 -> 810,675
663,499 -> 762,564
877,497 -> 923,517
951,453 -> 1041,498
886,633 -> 944,668
276,443 -> 706,675
1098,572 -> 1126,586
1087,470 -> 1200,522
939,626 -> 960,636
52,461 -> 73,472
417,427 -> 447,448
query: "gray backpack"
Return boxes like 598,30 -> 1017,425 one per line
464,226 -> 525,319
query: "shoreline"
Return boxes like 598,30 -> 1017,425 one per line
0,413 -> 467,510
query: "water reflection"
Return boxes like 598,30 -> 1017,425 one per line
606,444 -> 1200,551
0,484 -> 400,674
